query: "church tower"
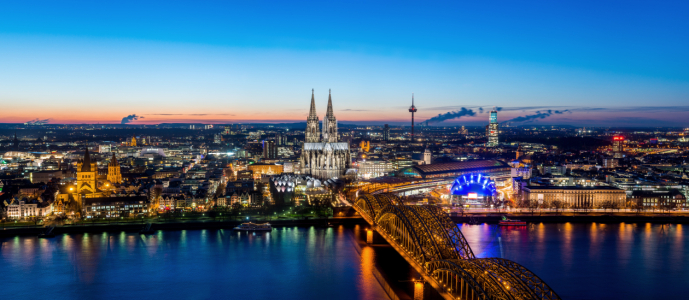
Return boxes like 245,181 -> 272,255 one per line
76,149 -> 97,194
305,89 -> 320,143
107,153 -> 122,184
130,136 -> 137,147
322,89 -> 338,143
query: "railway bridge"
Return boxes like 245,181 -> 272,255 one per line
353,193 -> 560,300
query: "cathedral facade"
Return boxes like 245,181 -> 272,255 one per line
300,90 -> 351,179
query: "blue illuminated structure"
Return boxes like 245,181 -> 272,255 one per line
450,173 -> 497,199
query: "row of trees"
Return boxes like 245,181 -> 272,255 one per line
515,198 -> 681,215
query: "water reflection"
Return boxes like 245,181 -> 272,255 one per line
459,222 -> 688,300
0,228 -> 387,300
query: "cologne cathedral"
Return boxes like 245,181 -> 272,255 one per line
300,90 -> 352,179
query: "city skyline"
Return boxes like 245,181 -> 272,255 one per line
2,1 -> 688,126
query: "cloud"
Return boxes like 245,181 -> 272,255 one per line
149,113 -> 234,116
424,108 -> 476,124
121,114 -> 140,124
25,118 -> 51,125
503,110 -> 570,123
478,107 -> 484,113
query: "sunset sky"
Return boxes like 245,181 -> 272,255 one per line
1,1 -> 688,126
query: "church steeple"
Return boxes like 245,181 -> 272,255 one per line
308,89 -> 318,120
107,152 -> 122,184
81,149 -> 92,172
326,89 -> 334,118
305,89 -> 320,143
322,89 -> 338,143
108,153 -> 119,167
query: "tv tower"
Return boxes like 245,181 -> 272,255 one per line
408,93 -> 417,142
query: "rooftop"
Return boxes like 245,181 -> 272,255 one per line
413,160 -> 509,175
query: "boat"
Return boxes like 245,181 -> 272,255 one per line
139,223 -> 155,234
233,222 -> 273,231
498,217 -> 527,226
38,226 -> 55,238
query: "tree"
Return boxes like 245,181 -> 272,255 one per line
630,201 -> 644,215
551,200 -> 564,214
601,200 -> 613,213
150,186 -> 163,214
519,199 -> 538,216
230,202 -> 242,221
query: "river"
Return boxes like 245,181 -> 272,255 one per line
1,222 -> 687,300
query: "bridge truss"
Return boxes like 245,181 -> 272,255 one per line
353,193 -> 560,300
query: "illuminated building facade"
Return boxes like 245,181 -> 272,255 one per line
248,163 -> 284,178
487,109 -> 499,147
359,140 -> 371,152
107,153 -> 122,184
300,89 -> 352,179
450,173 -> 498,206
522,186 -> 626,208
612,136 -> 624,158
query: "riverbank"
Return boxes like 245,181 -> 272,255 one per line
451,212 -> 689,224
0,217 -> 367,237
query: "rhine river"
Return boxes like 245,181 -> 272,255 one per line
1,223 -> 687,300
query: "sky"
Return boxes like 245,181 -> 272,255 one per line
1,0 -> 688,126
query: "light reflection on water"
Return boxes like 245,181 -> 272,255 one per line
0,228 -> 387,300
458,222 -> 689,300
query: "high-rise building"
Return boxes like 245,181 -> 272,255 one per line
612,136 -> 624,158
487,109 -> 499,147
383,124 -> 390,141
263,140 -> 277,159
275,133 -> 287,146
408,94 -> 417,142
423,148 -> 432,165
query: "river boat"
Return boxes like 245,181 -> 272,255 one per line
38,226 -> 55,238
233,222 -> 273,231
498,217 -> 526,226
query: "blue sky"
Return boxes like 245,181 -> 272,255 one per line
1,1 -> 688,126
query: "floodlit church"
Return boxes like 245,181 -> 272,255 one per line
54,149 -> 122,215
300,90 -> 352,179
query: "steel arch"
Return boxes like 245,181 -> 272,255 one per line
416,205 -> 476,260
352,193 -> 561,300
376,204 -> 442,263
482,258 -> 561,300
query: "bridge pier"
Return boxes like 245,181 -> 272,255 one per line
413,279 -> 426,300
366,229 -> 387,244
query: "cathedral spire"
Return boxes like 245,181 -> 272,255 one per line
305,89 -> 320,143
326,89 -> 334,117
309,89 -> 317,119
